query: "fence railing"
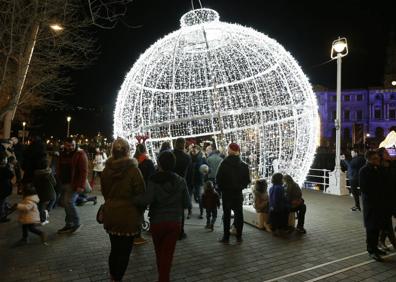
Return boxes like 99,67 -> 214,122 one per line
304,168 -> 350,192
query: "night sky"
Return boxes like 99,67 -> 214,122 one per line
40,0 -> 395,138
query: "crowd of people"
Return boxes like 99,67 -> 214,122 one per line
1,134 -> 395,280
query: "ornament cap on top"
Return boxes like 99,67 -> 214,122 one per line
180,8 -> 220,27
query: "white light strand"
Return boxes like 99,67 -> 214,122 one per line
114,8 -> 320,184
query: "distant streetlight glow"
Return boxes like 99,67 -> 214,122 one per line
50,24 -> 64,31
66,116 -> 72,137
392,80 -> 396,86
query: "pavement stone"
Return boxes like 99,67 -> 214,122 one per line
1,189 -> 396,281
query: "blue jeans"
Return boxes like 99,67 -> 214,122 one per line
206,208 -> 217,225
61,184 -> 80,227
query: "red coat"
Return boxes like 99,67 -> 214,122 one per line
57,149 -> 88,192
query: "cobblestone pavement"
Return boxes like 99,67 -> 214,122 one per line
1,189 -> 396,282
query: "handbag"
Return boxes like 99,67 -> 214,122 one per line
96,204 -> 104,224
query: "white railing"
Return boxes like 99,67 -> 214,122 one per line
304,168 -> 350,192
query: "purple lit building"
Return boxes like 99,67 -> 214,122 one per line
315,88 -> 396,145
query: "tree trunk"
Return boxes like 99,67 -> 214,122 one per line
2,110 -> 13,138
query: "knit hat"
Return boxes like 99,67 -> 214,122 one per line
228,143 -> 240,152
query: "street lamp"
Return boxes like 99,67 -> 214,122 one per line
22,122 -> 27,144
392,81 -> 396,86
328,37 -> 348,196
50,24 -> 64,32
66,116 -> 71,137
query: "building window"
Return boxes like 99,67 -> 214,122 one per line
374,109 -> 382,119
357,94 -> 363,101
375,94 -> 382,100
331,96 -> 336,102
357,110 -> 363,121
344,95 -> 350,102
390,109 -> 396,120
391,94 -> 396,100
344,110 -> 350,121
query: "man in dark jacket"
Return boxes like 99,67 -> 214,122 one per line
172,137 -> 192,240
343,149 -> 366,211
216,143 -> 250,244
359,150 -> 386,262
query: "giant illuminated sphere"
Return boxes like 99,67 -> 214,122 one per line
114,8 -> 319,184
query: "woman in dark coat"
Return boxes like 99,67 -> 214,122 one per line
376,148 -> 396,251
101,138 -> 145,282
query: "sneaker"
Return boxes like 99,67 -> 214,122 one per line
40,233 -> 48,245
57,226 -> 73,234
296,226 -> 307,234
351,206 -> 361,212
133,237 -> 147,245
179,232 -> 187,240
41,220 -> 50,226
376,249 -> 387,256
378,242 -> 390,252
218,238 -> 229,245
369,253 -> 384,262
69,224 -> 82,233
44,210 -> 49,221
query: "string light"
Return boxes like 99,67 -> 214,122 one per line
114,8 -> 319,184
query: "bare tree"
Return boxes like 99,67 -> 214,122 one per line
0,0 -> 97,138
87,0 -> 136,29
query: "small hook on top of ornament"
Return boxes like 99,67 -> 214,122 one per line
181,8 -> 220,27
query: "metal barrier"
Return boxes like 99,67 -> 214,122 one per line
304,168 -> 350,192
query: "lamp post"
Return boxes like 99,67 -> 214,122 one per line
22,122 -> 26,144
66,116 -> 71,137
328,37 -> 349,196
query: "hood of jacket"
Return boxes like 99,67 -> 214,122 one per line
105,157 -> 138,179
25,194 -> 40,203
34,167 -> 52,176
223,155 -> 242,168
150,171 -> 179,194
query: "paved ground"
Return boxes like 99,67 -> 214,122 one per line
1,189 -> 396,282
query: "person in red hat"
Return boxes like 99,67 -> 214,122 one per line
216,142 -> 250,244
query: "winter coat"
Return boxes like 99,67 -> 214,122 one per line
187,152 -> 206,187
137,171 -> 190,225
57,149 -> 88,192
359,163 -> 387,229
343,155 -> 366,185
17,195 -> 41,224
202,189 -> 220,210
136,154 -> 156,185
101,157 -> 145,236
216,155 -> 250,198
93,153 -> 107,172
380,161 -> 396,216
22,140 -> 47,184
269,184 -> 289,212
254,190 -> 269,213
0,164 -> 14,199
207,151 -> 223,180
172,149 -> 191,178
33,168 -> 56,202
286,182 -> 304,208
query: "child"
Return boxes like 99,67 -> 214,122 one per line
15,184 -> 48,245
268,173 -> 289,236
201,181 -> 220,231
253,179 -> 271,232
0,151 -> 14,223
33,158 -> 57,225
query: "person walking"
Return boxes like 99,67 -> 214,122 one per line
138,150 -> 190,282
56,138 -> 88,234
376,148 -> 396,251
201,180 -> 220,231
133,143 -> 155,245
101,137 -> 145,282
33,158 -> 57,225
206,145 -> 223,195
359,150 -> 387,262
172,137 -> 192,239
342,148 -> 366,211
0,151 -> 14,223
283,175 -> 307,234
216,143 -> 250,244
186,145 -> 206,219
91,148 -> 107,187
